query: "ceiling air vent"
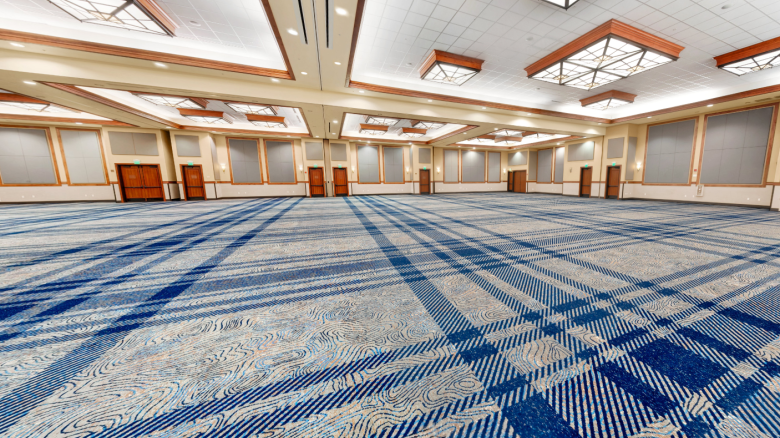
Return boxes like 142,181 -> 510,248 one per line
293,0 -> 308,44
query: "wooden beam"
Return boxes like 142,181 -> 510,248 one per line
580,90 -> 637,106
714,35 -> 780,67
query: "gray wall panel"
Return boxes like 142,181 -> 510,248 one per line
175,135 -> 201,157
266,141 -> 296,183
330,143 -> 347,161
537,149 -> 552,183
488,152 -> 500,182
701,106 -> 773,184
508,151 -> 527,165
61,130 -> 106,184
626,137 -> 637,180
444,149 -> 458,182
645,119 -> 695,183
462,150 -> 485,182
554,147 -> 564,182
528,151 -> 537,180
607,137 -> 624,158
229,139 -> 262,183
133,133 -> 158,156
418,147 -> 431,163
383,147 -> 404,183
109,132 -> 158,156
568,141 -> 594,161
358,145 -> 379,183
305,142 -> 323,160
0,127 -> 56,184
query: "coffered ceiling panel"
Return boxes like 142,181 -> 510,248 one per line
351,0 -> 780,118
0,0 -> 286,69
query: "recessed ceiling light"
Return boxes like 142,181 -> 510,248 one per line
301,72 -> 308,75
335,7 -> 348,15
154,62 -> 166,68
334,61 -> 341,65
707,104 -> 714,107
315,135 -> 319,137
427,99 -> 432,102
647,116 -> 652,118
288,28 -> 298,35
189,20 -> 200,26
10,42 -> 24,48
75,122 -> 83,124
23,80 -> 36,85
332,132 -> 336,135
332,120 -> 338,123
494,128 -> 499,130
482,106 -> 486,109
271,78 -> 280,83
359,90 -> 364,93
526,36 -> 534,42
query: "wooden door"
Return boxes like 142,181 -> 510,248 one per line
514,170 -> 526,193
507,171 -> 514,192
606,166 -> 621,199
333,168 -> 348,196
183,166 -> 205,200
579,167 -> 592,197
309,168 -> 325,197
419,169 -> 430,194
119,165 -> 164,202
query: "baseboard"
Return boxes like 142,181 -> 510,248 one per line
0,200 -> 115,205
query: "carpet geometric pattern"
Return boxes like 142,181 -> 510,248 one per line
1,193 -> 779,437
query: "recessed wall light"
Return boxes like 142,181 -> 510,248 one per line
10,42 -> 24,48
301,72 -> 308,75
427,99 -> 432,102
335,7 -> 348,15
647,116 -> 652,118
271,78 -> 280,83
359,90 -> 365,93
707,104 -> 714,107
23,80 -> 36,85
288,29 -> 298,35
482,106 -> 486,109
332,120 -> 338,123
334,61 -> 341,65
154,62 -> 166,68
75,122 -> 83,124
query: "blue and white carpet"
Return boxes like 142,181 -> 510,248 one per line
0,193 -> 779,437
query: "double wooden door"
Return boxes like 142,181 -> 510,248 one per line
606,167 -> 621,199
513,170 -> 526,193
118,165 -> 164,202
182,165 -> 205,200
309,168 -> 325,197
579,167 -> 592,197
333,168 -> 348,196
419,169 -> 430,194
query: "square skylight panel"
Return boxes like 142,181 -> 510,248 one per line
49,0 -> 173,36
250,120 -> 286,128
183,115 -> 227,124
365,116 -> 400,126
0,101 -> 50,111
412,121 -> 446,130
227,103 -> 277,115
136,94 -> 203,109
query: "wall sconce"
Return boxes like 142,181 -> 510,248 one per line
351,166 -> 356,173
503,168 -> 506,173
636,162 -> 642,169
406,166 -> 410,172
436,167 -> 441,173
220,163 -> 226,172
298,164 -> 303,171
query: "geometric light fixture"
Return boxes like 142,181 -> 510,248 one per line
0,93 -> 76,113
246,114 -> 286,128
579,90 -> 637,110
493,129 -> 523,137
525,20 -> 684,90
48,0 -> 178,36
365,116 -> 400,126
494,136 -> 524,146
475,135 -> 497,143
715,36 -> 780,76
135,93 -> 206,109
420,50 -> 483,86
359,124 -> 389,135
178,108 -> 230,124
541,0 -> 581,9
226,103 -> 277,115
400,128 -> 426,139
412,120 -> 446,130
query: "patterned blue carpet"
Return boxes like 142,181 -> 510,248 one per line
1,193 -> 779,437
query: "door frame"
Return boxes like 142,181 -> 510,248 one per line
115,163 -> 166,203
180,164 -> 206,201
308,166 -> 326,198
419,168 -> 431,194
332,166 -> 349,197
605,165 -> 622,199
578,166 -> 592,198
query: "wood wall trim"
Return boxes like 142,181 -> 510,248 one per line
178,108 -> 224,118
246,114 -> 286,124
0,29 -> 292,79
714,35 -> 780,67
0,113 -> 132,126
0,94 -> 49,104
43,82 -> 180,127
345,0 -> 367,86
580,90 -> 637,107
349,81 -> 611,124
259,0 -> 296,81
419,50 -> 483,77
525,20 -> 684,77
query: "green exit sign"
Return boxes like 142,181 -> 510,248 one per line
133,160 -> 140,165
187,161 -> 193,166
612,162 -> 616,166
338,164 -> 342,168
423,166 -> 427,170
584,164 -> 588,168
314,164 -> 318,168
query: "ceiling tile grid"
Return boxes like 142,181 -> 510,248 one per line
352,0 -> 780,117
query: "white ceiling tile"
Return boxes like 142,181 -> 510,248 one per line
409,0 -> 437,15
470,17 -> 495,32
423,17 -> 448,32
399,23 -> 423,37
451,11 -> 477,27
431,5 -> 458,21
418,28 -> 441,40
438,0 -> 467,9
405,12 -> 429,27
443,22 -> 467,37
459,0 -> 489,16
479,5 -> 506,21
461,28 -> 484,40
